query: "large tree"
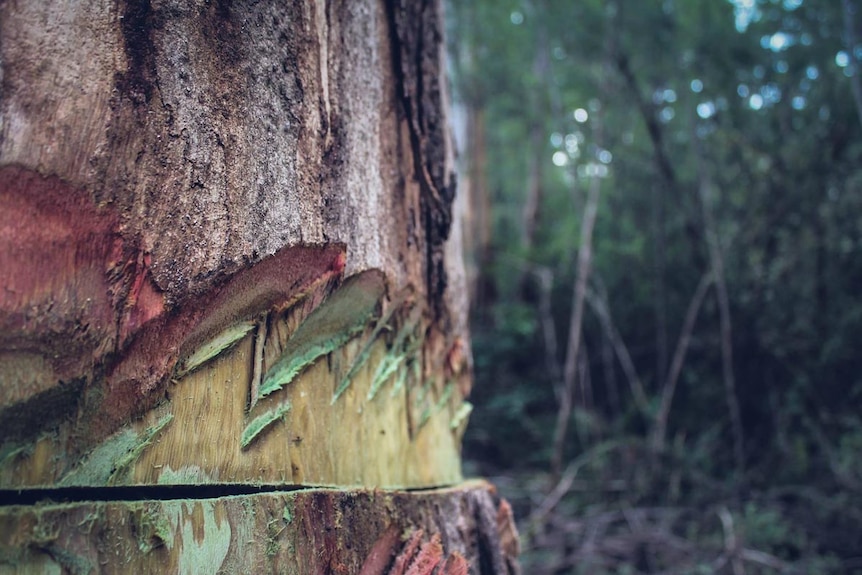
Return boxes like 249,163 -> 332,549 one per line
0,1 -> 519,572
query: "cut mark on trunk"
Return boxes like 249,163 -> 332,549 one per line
240,402 -> 292,449
0,482 -> 313,506
359,525 -> 402,575
332,287 -> 413,404
403,533 -> 443,575
387,529 -> 425,575
449,402 -> 472,432
440,553 -> 469,575
417,381 -> 454,430
368,304 -> 423,401
389,363 -> 411,398
175,320 -> 257,378
59,414 -> 174,487
392,348 -> 422,399
249,314 -> 270,410
414,375 -> 434,406
259,270 -> 386,400
91,245 -> 346,445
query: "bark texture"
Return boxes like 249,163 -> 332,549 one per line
0,0 -> 468,470
0,481 -> 519,575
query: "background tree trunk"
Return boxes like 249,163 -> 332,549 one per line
0,0 -> 519,572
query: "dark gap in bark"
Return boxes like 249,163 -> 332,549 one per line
384,0 -> 454,321
0,481 -> 463,507
0,483 -> 311,506
0,379 -> 85,443
118,0 -> 158,104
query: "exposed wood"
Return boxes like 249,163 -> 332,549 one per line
0,481 -> 519,575
0,269 -> 466,489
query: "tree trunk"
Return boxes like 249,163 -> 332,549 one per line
0,0 -> 519,572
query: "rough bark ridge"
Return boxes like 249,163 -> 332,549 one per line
0,481 -> 519,575
385,0 -> 457,322
0,0 -> 446,297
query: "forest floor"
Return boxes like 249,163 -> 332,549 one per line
467,447 -> 862,575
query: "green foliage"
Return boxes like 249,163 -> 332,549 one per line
450,0 -> 862,570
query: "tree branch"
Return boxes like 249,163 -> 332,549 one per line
551,169 -> 601,479
842,0 -> 862,130
651,270 -> 713,451
535,265 -> 563,389
584,287 -> 651,417
614,50 -> 678,192
691,110 -> 745,479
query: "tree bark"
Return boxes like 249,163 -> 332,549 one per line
0,0 -> 518,572
0,481 -> 518,575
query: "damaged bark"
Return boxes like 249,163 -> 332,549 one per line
0,0 -> 518,571
386,0 -> 458,321
0,481 -> 518,575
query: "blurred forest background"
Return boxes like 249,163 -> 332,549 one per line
446,0 -> 862,573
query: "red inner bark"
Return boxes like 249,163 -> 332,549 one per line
0,165 -> 347,446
